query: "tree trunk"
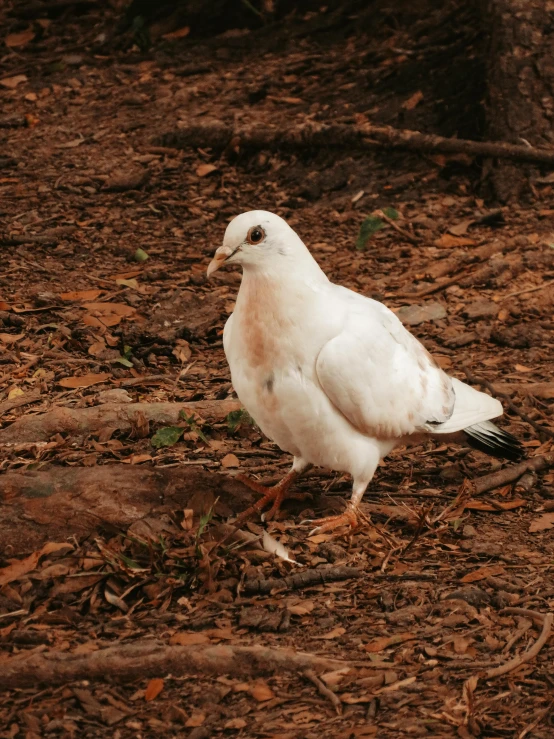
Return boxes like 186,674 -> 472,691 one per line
484,0 -> 554,201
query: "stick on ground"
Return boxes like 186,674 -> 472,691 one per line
485,612 -> 553,679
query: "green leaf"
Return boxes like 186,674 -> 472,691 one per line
115,356 -> 133,368
356,215 -> 384,250
226,408 -> 255,432
179,410 -> 210,445
382,207 -> 399,220
134,247 -> 149,263
151,426 -> 184,449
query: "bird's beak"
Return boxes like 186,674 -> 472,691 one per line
207,245 -> 234,277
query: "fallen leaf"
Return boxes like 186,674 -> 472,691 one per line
262,530 -> 298,564
288,600 -> 315,616
0,74 -> 27,89
224,718 -> 247,730
249,681 -> 275,702
0,301 -> 10,310
320,667 -> 351,688
529,512 -> 554,533
316,626 -> 346,640
151,426 -> 184,449
221,453 -> 240,468
196,163 -> 218,177
465,498 -> 527,512
402,90 -> 423,110
145,678 -> 164,701
104,587 -> 128,612
5,28 -> 35,48
58,373 -> 110,389
448,219 -> 474,236
0,333 -> 24,344
60,289 -> 102,301
82,315 -> 104,328
363,632 -> 416,652
130,453 -> 153,464
7,386 -> 24,399
434,234 -> 477,248
0,542 -> 72,587
162,26 -> 190,40
185,712 -> 206,728
461,564 -> 505,583
134,248 -> 149,263
453,636 -> 471,654
169,632 -> 211,646
83,302 -> 135,317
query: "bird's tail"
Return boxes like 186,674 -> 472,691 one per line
464,420 -> 524,462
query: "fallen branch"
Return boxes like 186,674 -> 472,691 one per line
304,669 -> 342,714
463,368 -> 554,439
0,640 -> 349,689
243,566 -> 362,594
0,398 -> 240,444
484,612 -> 553,679
472,454 -> 554,495
160,119 -> 554,166
0,226 -> 77,247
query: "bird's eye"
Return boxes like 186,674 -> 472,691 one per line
247,226 -> 265,245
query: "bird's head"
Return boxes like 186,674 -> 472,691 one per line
207,210 -> 316,277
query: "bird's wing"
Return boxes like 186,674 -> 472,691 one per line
316,291 -> 455,439
316,288 -> 502,438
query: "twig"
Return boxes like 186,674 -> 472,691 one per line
471,454 -> 554,495
243,566 -> 362,594
0,641 -> 349,689
303,669 -> 342,714
518,700 -> 554,739
485,612 -> 553,678
500,607 -> 547,624
160,119 -> 554,166
463,367 -> 554,439
374,210 -> 421,245
501,277 -> 553,301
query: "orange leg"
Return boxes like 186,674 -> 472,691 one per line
234,468 -> 300,526
308,504 -> 360,535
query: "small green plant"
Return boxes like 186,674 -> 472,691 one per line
179,410 -> 209,444
151,426 -> 184,448
356,207 -> 399,250
226,408 -> 256,432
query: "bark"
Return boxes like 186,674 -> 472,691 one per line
0,399 -> 240,444
472,454 -> 554,495
0,465 -> 255,555
484,0 -> 554,201
0,641 -> 349,689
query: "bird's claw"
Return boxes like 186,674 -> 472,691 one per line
305,508 -> 360,536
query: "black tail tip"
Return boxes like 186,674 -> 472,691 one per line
464,422 -> 525,462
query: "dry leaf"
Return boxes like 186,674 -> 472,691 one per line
461,564 -> 505,583
402,90 -> 423,110
82,315 -> 104,328
224,718 -> 247,730
145,678 -> 164,701
60,289 -> 102,301
7,387 -> 24,399
0,542 -> 72,587
185,712 -> 206,728
221,453 -> 240,468
196,163 -> 218,177
0,74 -> 27,89
83,302 -> 135,316
5,28 -> 35,48
316,626 -> 346,640
0,333 -> 24,344
434,234 -> 477,248
169,632 -> 211,646
465,498 -> 527,512
130,453 -> 153,464
288,600 -> 314,616
58,373 -> 110,389
363,632 -> 416,652
0,301 -> 10,310
529,512 -> 554,533
162,26 -> 190,40
249,682 -> 275,702
320,667 -> 352,688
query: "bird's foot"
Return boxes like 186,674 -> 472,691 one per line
234,470 -> 298,524
308,505 -> 360,536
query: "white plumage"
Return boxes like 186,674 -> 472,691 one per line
207,210 -> 522,531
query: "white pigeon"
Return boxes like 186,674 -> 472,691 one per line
207,210 -> 523,532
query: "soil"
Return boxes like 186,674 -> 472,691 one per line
1,1 -> 554,738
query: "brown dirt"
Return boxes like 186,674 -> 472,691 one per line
1,2 -> 554,738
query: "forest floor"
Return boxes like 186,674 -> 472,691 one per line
1,1 -> 554,737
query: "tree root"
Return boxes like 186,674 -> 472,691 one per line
160,119 -> 554,166
485,613 -> 553,679
0,398 -> 240,444
0,640 -> 350,689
